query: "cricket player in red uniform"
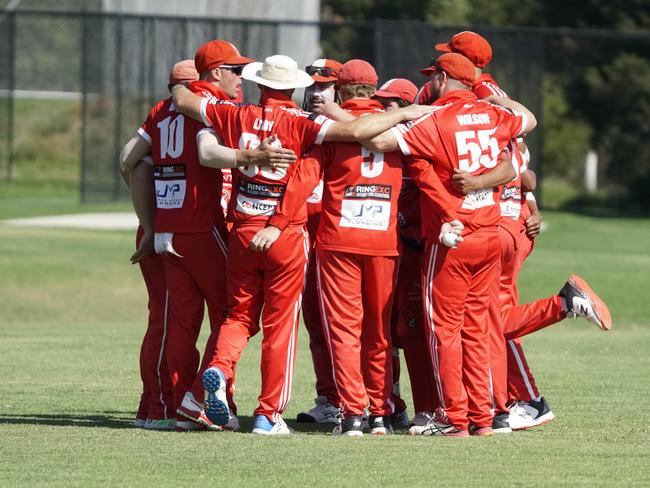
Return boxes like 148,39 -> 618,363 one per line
120,46 -> 298,432
296,59 -> 344,425
251,60 -> 421,436
437,31 -> 612,431
367,52 -> 537,436
120,61 -> 198,431
171,55 -> 434,435
373,78 -> 441,430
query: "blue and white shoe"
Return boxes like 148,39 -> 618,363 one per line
252,415 -> 293,435
202,367 -> 229,426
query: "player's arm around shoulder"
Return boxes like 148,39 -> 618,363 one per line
171,84 -> 204,123
119,133 -> 151,181
485,95 -> 537,136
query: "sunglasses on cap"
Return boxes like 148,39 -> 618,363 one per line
220,65 -> 245,76
305,66 -> 335,77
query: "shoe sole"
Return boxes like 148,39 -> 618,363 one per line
470,427 -> 494,436
252,428 -> 292,435
202,368 -> 230,426
493,426 -> 513,434
569,275 -> 612,331
511,411 -> 556,431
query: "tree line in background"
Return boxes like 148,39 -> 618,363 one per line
323,0 -> 650,212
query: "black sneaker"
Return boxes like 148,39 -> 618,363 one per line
492,412 -> 512,433
559,275 -> 611,331
332,415 -> 363,437
368,415 -> 393,435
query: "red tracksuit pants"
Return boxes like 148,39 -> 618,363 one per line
135,227 -> 174,420
209,225 -> 309,422
499,224 -> 566,403
391,243 -> 439,414
316,250 -> 398,418
422,228 -> 500,431
163,226 -> 233,417
302,248 -> 339,405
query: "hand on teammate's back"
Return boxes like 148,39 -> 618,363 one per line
252,135 -> 297,170
249,225 -> 282,252
399,103 -> 435,121
130,230 -> 154,264
451,168 -> 482,194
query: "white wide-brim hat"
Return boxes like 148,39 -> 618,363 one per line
242,55 -> 314,90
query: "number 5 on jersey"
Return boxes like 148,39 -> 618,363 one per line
455,128 -> 499,172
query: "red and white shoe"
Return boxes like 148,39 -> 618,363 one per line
177,392 -> 221,431
560,275 -> 612,331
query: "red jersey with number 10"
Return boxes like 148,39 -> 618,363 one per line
199,96 -> 333,228
139,95 -> 223,234
270,98 -> 403,256
392,90 -> 526,240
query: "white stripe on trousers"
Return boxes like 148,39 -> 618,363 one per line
274,228 -> 310,421
156,289 -> 170,419
422,244 -> 445,409
315,252 -> 342,405
508,339 -> 537,399
212,225 -> 228,257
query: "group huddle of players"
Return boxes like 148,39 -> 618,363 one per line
120,30 -> 612,437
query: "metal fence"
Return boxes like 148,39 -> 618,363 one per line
1,10 -> 649,203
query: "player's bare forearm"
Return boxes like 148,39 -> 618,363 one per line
119,134 -> 151,179
521,168 -> 537,193
452,153 -> 515,194
129,162 -> 156,234
362,129 -> 399,153
486,95 -> 537,135
324,104 -> 433,142
171,84 -> 203,122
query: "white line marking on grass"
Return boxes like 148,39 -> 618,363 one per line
2,213 -> 138,231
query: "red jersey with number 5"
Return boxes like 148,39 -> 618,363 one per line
199,96 -> 333,228
139,97 -> 223,233
269,98 -> 402,256
391,89 -> 527,239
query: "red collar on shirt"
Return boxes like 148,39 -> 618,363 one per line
340,98 -> 384,116
433,89 -> 479,106
258,89 -> 298,108
188,80 -> 232,100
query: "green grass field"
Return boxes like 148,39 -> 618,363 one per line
1,203 -> 649,486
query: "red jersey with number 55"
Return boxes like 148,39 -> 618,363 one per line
139,97 -> 223,233
199,96 -> 333,228
391,89 -> 527,240
269,98 -> 402,256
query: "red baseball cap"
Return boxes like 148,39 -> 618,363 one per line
194,40 -> 254,73
435,31 -> 492,68
306,58 -> 342,83
415,81 -> 434,105
374,78 -> 418,104
420,53 -> 476,86
169,59 -> 199,86
338,59 -> 378,86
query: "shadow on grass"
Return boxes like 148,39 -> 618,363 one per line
0,411 -> 135,429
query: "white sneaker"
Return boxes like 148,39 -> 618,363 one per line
509,397 -> 555,430
252,415 -> 293,435
223,413 -> 240,432
408,411 -> 433,435
174,419 -> 204,432
144,418 -> 176,431
296,396 -> 341,424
